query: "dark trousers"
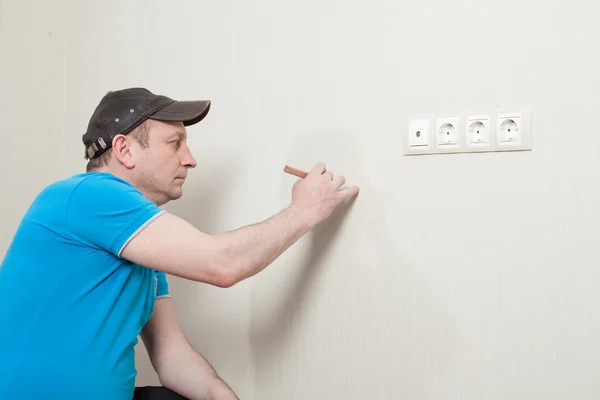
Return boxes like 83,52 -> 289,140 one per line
133,386 -> 188,400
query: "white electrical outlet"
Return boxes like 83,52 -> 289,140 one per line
466,115 -> 490,148
497,112 -> 522,146
436,117 -> 459,148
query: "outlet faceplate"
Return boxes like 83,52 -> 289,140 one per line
403,106 -> 532,156
407,118 -> 431,150
466,115 -> 490,148
436,117 -> 459,147
497,113 -> 521,146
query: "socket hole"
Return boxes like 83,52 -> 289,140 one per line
468,121 -> 486,133
416,131 -> 421,137
500,119 -> 519,132
438,123 -> 457,144
439,123 -> 455,134
468,121 -> 487,144
499,119 -> 519,141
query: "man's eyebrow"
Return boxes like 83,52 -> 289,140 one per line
168,130 -> 187,139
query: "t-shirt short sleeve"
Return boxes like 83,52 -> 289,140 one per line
156,271 -> 170,298
65,173 -> 165,257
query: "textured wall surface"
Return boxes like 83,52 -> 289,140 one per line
2,0 -> 600,398
0,0 -> 67,256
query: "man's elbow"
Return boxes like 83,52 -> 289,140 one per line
187,261 -> 239,288
207,257 -> 242,288
206,248 -> 250,288
211,270 -> 238,288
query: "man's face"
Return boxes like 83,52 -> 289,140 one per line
132,120 -> 197,205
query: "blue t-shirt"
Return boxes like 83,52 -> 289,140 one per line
0,172 -> 170,399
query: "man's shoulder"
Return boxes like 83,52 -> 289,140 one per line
23,172 -> 141,220
37,172 -> 141,204
9,172 -> 162,262
52,172 -> 136,193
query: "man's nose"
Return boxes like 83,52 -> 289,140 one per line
181,145 -> 197,168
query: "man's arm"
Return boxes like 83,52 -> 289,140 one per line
120,163 -> 359,287
141,297 -> 239,400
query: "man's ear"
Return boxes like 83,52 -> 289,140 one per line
111,135 -> 136,169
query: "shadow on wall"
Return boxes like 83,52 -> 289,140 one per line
161,150 -> 245,307
159,152 -> 249,345
248,130 -> 458,399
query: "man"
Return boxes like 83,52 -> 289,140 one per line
0,88 -> 360,399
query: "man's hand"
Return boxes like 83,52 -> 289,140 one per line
121,162 -> 359,287
289,162 -> 360,227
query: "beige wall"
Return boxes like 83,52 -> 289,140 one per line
2,0 -> 600,399
0,0 -> 67,255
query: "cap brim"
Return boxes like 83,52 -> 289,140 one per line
150,100 -> 211,126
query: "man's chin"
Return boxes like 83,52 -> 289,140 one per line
169,188 -> 184,201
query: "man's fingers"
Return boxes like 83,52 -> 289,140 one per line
310,162 -> 326,175
337,185 -> 360,199
332,175 -> 346,188
323,171 -> 334,180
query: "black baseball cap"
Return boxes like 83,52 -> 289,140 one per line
82,87 -> 211,159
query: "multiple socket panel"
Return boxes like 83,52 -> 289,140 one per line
403,106 -> 532,156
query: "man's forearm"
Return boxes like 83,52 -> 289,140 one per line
215,205 -> 314,285
159,348 -> 239,400
206,380 -> 240,400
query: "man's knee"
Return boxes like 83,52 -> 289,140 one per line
133,386 -> 188,400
